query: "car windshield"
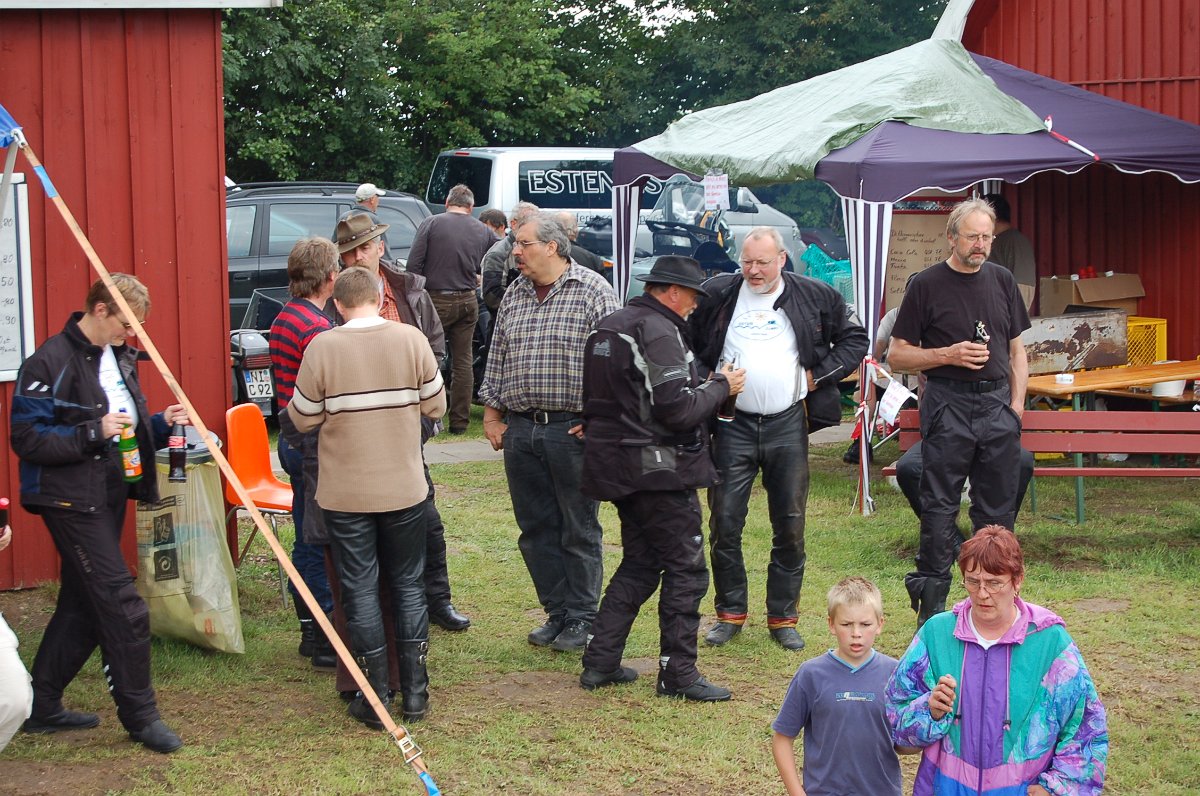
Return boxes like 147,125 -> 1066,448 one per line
649,175 -> 740,227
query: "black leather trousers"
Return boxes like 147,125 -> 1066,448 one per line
326,504 -> 429,654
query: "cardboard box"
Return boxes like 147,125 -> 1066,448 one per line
1039,273 -> 1144,316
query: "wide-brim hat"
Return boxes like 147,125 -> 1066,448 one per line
335,212 -> 390,254
635,255 -> 709,295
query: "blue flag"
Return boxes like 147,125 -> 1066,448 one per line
0,102 -> 19,148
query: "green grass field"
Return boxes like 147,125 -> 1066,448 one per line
1,438 -> 1197,794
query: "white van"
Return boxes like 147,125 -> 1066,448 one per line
425,146 -> 802,259
425,147 -> 648,220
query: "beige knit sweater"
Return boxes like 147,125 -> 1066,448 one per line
288,321 -> 446,512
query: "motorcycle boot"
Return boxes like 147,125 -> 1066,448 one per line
295,598 -> 315,658
398,640 -> 429,722
917,579 -> 951,629
347,646 -> 391,730
309,614 -> 337,671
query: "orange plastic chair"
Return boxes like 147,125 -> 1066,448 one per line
224,403 -> 292,602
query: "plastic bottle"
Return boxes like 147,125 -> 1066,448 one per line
168,422 -> 187,483
118,408 -> 143,483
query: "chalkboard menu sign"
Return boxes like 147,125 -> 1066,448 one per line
885,211 -> 949,312
0,172 -> 34,380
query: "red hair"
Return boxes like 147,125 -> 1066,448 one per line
958,525 -> 1024,579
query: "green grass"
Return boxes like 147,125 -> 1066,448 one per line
425,402 -> 491,443
1,438 -> 1197,794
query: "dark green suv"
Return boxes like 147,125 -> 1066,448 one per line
225,182 -> 431,328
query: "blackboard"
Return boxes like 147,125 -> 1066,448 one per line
886,211 -> 949,311
0,172 -> 34,380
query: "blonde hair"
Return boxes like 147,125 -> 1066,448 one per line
85,273 -> 150,317
826,576 -> 884,621
332,266 -> 379,309
946,197 -> 996,237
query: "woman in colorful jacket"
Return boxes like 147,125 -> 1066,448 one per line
885,526 -> 1107,795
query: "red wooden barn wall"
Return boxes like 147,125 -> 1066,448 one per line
963,0 -> 1200,359
0,9 -> 231,588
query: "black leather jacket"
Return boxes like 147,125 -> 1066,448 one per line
12,313 -> 166,513
689,272 -> 868,432
581,295 -> 729,500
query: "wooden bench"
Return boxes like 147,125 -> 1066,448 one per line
880,408 -> 1200,523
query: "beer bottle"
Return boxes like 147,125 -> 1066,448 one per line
118,408 -> 143,483
168,422 -> 187,483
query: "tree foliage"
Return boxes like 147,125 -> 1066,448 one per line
223,0 -> 948,214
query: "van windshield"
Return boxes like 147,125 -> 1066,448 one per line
427,155 -> 492,206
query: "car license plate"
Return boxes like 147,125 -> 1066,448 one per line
243,368 -> 274,400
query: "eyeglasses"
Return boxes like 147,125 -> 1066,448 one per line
956,233 -> 995,244
739,254 -> 781,269
110,310 -> 143,331
962,576 -> 1011,594
513,239 -> 547,249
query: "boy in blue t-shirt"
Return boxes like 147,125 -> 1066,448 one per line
771,577 -> 905,796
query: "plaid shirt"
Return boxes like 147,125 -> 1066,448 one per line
478,262 -> 619,413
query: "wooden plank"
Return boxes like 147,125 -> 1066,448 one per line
1022,411 -> 1200,432
1097,388 -> 1198,405
1021,431 -> 1200,455
1033,467 -> 1200,477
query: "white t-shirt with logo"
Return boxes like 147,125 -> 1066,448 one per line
720,280 -> 805,415
99,345 -> 138,439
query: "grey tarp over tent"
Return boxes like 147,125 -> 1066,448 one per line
614,37 -> 1200,338
612,37 -> 1200,511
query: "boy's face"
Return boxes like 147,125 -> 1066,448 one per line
828,604 -> 884,666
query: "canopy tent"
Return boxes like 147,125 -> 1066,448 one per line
612,36 -> 1200,512
614,37 -> 1200,325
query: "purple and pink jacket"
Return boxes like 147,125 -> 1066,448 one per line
886,598 -> 1107,795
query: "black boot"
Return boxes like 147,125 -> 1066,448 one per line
398,640 -> 429,722
916,579 -> 951,629
295,599 -> 315,658
309,613 -> 337,670
347,646 -> 391,730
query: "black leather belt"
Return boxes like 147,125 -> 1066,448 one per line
737,401 -> 803,422
929,377 -> 1005,394
511,409 -> 578,425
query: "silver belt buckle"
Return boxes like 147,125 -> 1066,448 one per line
532,410 -> 550,424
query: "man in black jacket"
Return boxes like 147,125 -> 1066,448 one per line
690,228 -> 868,651
579,256 -> 744,702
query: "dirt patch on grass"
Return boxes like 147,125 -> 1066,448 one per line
1073,597 -> 1130,613
0,759 -> 151,796
449,670 -> 596,714
0,586 -> 56,636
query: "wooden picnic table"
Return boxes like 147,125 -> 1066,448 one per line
1027,359 -> 1200,486
1027,359 -> 1200,410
